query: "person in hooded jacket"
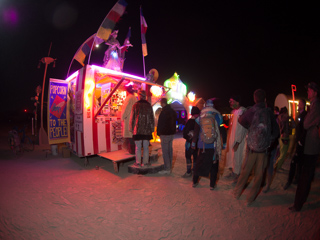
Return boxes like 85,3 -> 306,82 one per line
191,99 -> 223,190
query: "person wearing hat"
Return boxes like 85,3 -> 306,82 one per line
289,82 -> 320,212
224,95 -> 247,183
121,85 -> 137,154
129,90 -> 155,167
191,99 -> 223,190
181,106 -> 200,177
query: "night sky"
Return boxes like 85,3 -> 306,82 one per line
1,0 -> 320,116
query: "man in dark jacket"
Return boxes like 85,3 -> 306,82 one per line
130,90 -> 154,167
289,82 -> 320,212
157,98 -> 177,174
233,89 -> 279,206
284,99 -> 307,190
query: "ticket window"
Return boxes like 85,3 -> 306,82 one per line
96,83 -> 126,117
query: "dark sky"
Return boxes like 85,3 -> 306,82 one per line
1,0 -> 320,115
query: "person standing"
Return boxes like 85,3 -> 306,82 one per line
130,90 -> 154,167
224,95 -> 247,183
263,108 -> 280,193
157,98 -> 177,174
191,99 -> 223,190
182,106 -> 200,177
283,99 -> 307,190
121,85 -> 137,154
274,107 -> 290,170
289,82 -> 320,212
233,89 -> 279,206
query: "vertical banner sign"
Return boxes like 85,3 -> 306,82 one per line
48,79 -> 70,144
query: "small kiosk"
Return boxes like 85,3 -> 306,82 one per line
49,65 -> 167,171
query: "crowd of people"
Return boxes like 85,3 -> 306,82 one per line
121,82 -> 320,212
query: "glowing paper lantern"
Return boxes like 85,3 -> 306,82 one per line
150,85 -> 163,97
188,91 -> 196,102
164,72 -> 187,102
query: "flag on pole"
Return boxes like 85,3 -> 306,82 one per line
74,34 -> 97,66
140,8 -> 148,57
97,0 -> 128,41
121,27 -> 131,55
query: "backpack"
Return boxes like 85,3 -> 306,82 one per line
247,107 -> 271,152
199,114 -> 218,144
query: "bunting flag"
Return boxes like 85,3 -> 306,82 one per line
140,8 -> 148,57
74,34 -> 97,66
97,0 -> 128,41
67,0 -> 127,77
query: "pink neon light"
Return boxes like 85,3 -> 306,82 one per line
66,71 -> 79,82
91,65 -> 146,81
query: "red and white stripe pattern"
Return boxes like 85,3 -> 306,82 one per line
71,66 -> 122,157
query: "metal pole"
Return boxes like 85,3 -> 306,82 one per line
39,57 -> 55,145
40,62 -> 49,129
32,118 -> 34,136
291,84 -> 296,120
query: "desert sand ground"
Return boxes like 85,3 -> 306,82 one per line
1,127 -> 319,240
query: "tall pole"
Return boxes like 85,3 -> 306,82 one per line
140,6 -> 147,92
40,61 -> 49,129
291,84 -> 296,120
38,43 -> 55,145
140,6 -> 146,78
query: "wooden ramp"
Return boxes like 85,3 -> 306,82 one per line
98,142 -> 162,173
98,150 -> 135,173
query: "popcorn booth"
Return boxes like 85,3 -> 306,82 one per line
48,65 -> 167,170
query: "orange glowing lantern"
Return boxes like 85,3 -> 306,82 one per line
188,91 -> 196,102
150,85 -> 163,97
84,78 -> 95,110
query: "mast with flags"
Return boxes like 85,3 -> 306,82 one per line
140,6 -> 148,77
67,0 -> 127,77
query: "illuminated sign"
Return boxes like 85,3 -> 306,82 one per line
48,79 -> 70,144
164,72 -> 187,102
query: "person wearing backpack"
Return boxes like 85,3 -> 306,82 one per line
182,106 -> 200,178
191,99 -> 223,190
233,89 -> 279,206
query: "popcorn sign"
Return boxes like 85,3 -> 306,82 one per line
48,79 -> 70,144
